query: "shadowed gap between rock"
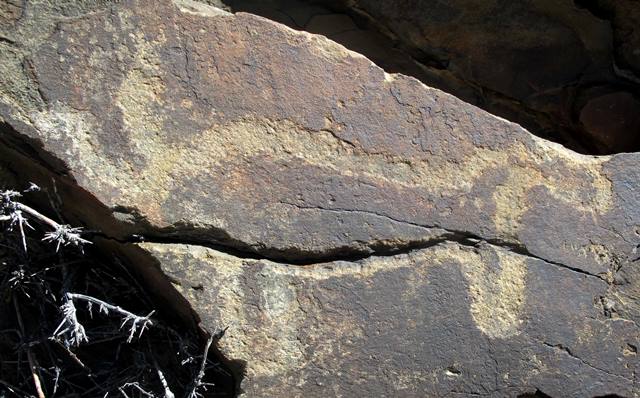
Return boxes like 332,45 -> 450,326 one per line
0,122 -> 244,397
0,120 -> 610,280
0,115 -> 631,397
216,0 -> 640,155
109,221 -> 609,283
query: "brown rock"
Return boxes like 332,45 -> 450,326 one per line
287,0 -> 640,153
0,0 -> 639,396
585,0 -> 640,78
0,0 -> 23,39
579,91 -> 640,153
1,0 -> 637,271
141,241 -> 638,397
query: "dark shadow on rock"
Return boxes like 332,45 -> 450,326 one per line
0,121 -> 239,397
220,0 -> 640,155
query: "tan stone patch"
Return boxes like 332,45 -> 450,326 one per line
173,0 -> 231,17
184,117 -> 612,219
529,134 -> 612,211
492,166 -> 543,241
139,242 -> 429,384
437,244 -> 528,339
582,243 -> 617,265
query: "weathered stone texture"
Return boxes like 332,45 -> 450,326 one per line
259,0 -> 640,154
0,0 -> 639,396
143,241 -> 638,397
1,0 -> 638,270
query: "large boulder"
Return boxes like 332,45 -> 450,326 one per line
142,241 -> 639,397
0,0 -> 639,396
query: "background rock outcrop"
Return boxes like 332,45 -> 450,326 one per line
224,0 -> 640,154
1,0 -> 639,396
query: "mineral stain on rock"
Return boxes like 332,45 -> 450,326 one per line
458,246 -> 528,339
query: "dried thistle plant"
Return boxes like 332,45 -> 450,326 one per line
0,184 -> 91,253
54,292 -> 154,346
1,183 -> 231,397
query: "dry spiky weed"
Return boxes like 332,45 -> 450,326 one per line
0,184 -> 233,397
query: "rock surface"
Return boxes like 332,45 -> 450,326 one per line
226,0 -> 640,154
0,0 -> 639,396
142,241 -> 639,397
342,0 -> 640,154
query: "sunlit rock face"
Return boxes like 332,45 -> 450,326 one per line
0,0 -> 639,396
224,0 -> 640,154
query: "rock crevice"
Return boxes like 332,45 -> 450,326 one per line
221,0 -> 640,154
